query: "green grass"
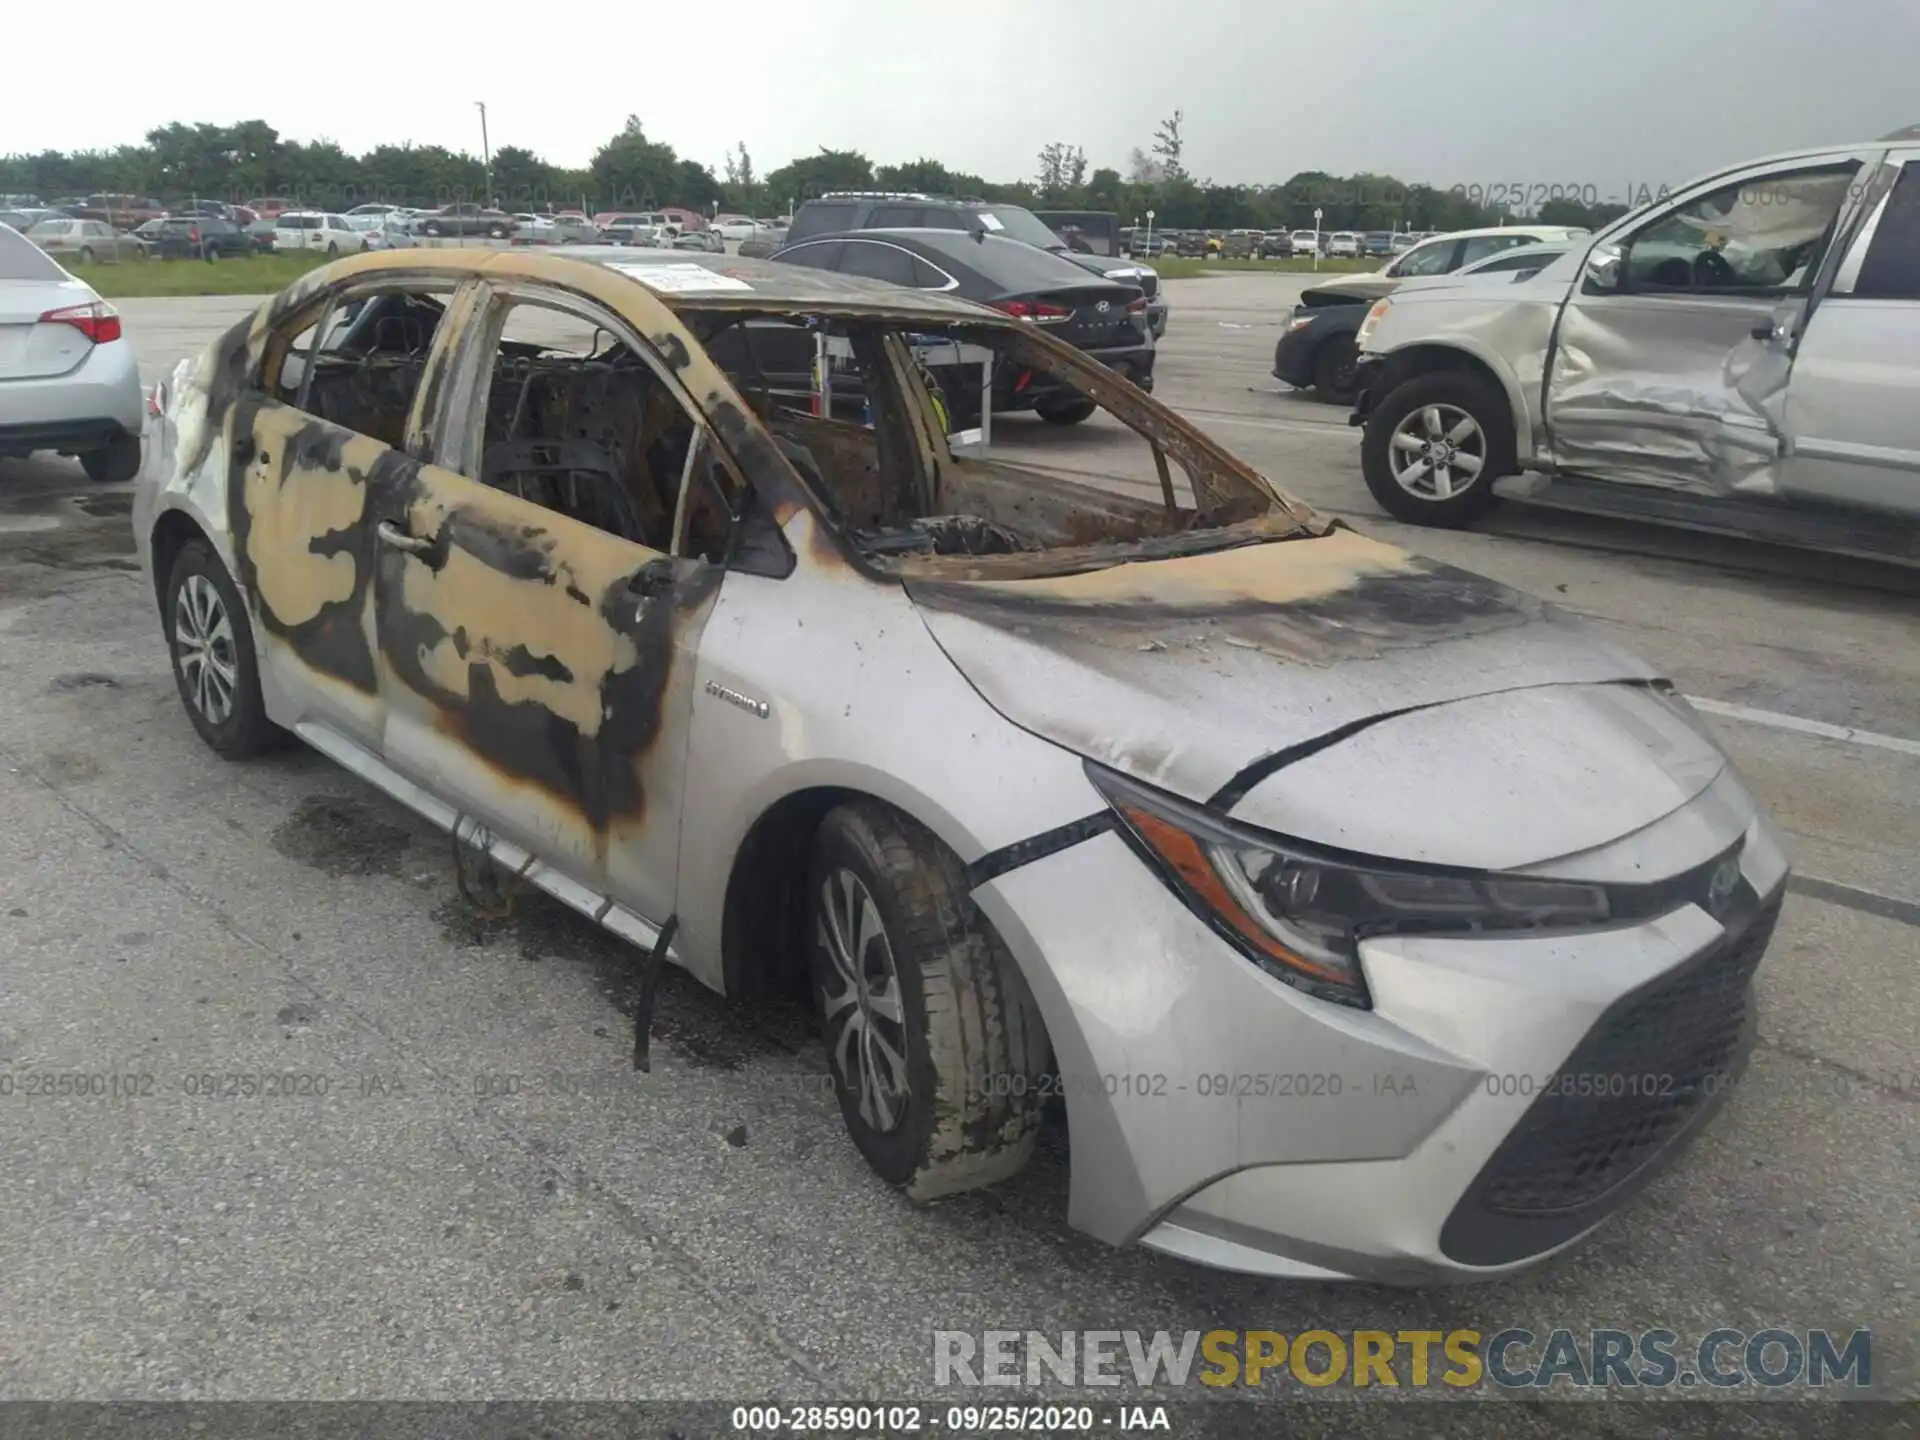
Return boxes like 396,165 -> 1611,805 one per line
64,252 -> 333,298
1146,256 -> 1379,280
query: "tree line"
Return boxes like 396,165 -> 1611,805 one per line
0,114 -> 1631,233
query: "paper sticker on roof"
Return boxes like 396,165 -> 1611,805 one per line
609,262 -> 753,293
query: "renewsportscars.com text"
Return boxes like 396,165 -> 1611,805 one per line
933,1327 -> 1872,1390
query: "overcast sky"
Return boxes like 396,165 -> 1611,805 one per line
5,0 -> 1915,195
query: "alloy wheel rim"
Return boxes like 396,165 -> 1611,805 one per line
817,868 -> 910,1133
1389,403 -> 1487,500
174,574 -> 238,725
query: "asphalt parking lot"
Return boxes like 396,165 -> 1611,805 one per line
0,274 -> 1915,1415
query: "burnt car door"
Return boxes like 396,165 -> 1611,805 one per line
229,277 -> 463,755
1542,153 -> 1873,494
372,278 -> 727,922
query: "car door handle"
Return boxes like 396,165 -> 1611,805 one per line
376,520 -> 433,554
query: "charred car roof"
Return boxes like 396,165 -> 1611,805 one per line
277,245 -> 1011,323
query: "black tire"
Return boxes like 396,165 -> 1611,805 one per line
1035,398 -> 1097,426
424,221 -> 443,237
81,432 -> 142,484
487,223 -> 509,239
162,540 -> 283,759
1311,335 -> 1359,405
78,246 -> 96,265
1360,369 -> 1511,527
808,802 -> 1050,1201
325,241 -> 339,256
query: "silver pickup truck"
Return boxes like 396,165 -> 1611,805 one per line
1349,130 -> 1920,563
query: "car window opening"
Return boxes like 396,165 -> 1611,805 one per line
474,299 -> 729,558
698,311 -> 1299,574
278,287 -> 448,445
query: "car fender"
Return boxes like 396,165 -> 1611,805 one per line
1368,331 -> 1540,464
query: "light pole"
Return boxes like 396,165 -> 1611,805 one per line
475,101 -> 492,208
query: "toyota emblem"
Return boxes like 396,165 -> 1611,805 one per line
1706,857 -> 1741,915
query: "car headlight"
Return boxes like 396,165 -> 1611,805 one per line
1355,298 -> 1391,348
1087,763 -> 1743,1010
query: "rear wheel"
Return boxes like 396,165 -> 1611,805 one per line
424,221 -> 443,237
1036,398 -> 1097,426
78,246 -> 96,265
1360,370 -> 1511,527
324,241 -> 339,256
487,223 -> 509,239
81,432 -> 142,484
162,540 -> 283,759
808,803 -> 1050,1200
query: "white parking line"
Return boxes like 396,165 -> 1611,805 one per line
1685,697 -> 1920,758
1175,412 -> 1355,439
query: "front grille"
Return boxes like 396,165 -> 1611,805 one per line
1480,895 -> 1782,1216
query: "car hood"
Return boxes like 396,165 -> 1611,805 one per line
906,527 -> 1669,824
1300,276 -> 1396,306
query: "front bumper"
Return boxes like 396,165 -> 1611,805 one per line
1272,323 -> 1321,388
971,784 -> 1789,1284
1147,298 -> 1169,338
1348,355 -> 1385,425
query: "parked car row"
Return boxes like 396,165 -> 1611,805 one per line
3,192 -> 795,260
1122,226 -> 1443,261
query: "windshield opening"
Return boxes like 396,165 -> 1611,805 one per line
697,309 -> 1316,579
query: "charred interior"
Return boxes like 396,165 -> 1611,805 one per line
696,312 -> 1290,565
289,289 -> 1294,572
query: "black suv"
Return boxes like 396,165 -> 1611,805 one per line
787,193 -> 1168,338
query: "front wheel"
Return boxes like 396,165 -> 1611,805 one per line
163,541 -> 283,759
487,223 -> 509,239
808,803 -> 1050,1201
1035,398 -> 1097,426
1360,370 -> 1512,527
423,221 -> 442,237
78,246 -> 96,265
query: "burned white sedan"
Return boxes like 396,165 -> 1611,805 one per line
134,247 -> 1788,1283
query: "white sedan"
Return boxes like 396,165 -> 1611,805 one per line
273,212 -> 363,255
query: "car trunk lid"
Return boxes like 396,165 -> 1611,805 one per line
0,277 -> 97,381
905,527 -> 1660,804
996,283 -> 1142,349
